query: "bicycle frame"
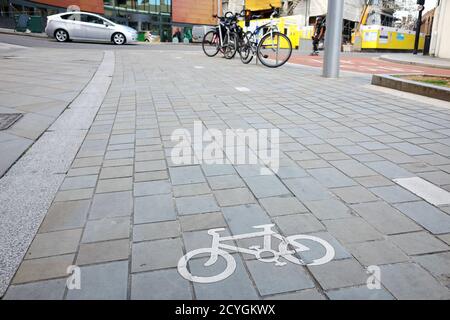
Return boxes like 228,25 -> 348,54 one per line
204,224 -> 298,267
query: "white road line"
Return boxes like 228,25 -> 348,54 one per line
394,177 -> 450,206
235,87 -> 250,92
194,66 -> 204,69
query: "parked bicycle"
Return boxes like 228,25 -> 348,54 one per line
202,11 -> 240,59
240,5 -> 293,68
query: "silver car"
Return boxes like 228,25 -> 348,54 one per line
45,12 -> 137,45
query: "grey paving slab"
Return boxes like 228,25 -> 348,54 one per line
89,191 -> 133,219
389,231 -> 449,255
135,160 -> 166,172
264,288 -> 326,300
347,240 -> 409,266
389,142 -> 432,156
54,188 -> 94,202
366,161 -> 414,179
190,254 -> 259,300
284,177 -> 333,201
214,188 -> 256,206
99,166 -> 133,179
131,269 -> 192,300
246,260 -> 315,296
25,229 -> 82,260
202,164 -> 236,176
303,199 -> 352,220
134,194 -> 176,223
332,186 -> 378,204
330,159 -> 377,178
222,204 -> 271,235
354,175 -> 394,188
394,201 -> 450,234
419,170 -> 450,186
0,137 -> 32,176
307,167 -> 356,188
96,177 -> 133,193
169,166 -> 205,185
12,254 -> 75,284
438,233 -> 450,246
173,182 -> 211,197
82,217 -> 130,243
243,175 -> 291,198
133,220 -> 181,242
370,185 -> 420,203
39,200 -> 90,232
60,175 -> 98,191
67,166 -> 101,177
207,175 -> 245,190
134,180 -> 171,197
351,202 -> 421,235
326,286 -> 394,300
176,194 -> 219,215
76,239 -> 130,266
235,164 -> 267,177
179,212 -> 227,232
308,259 -> 367,290
4,278 -> 66,300
66,261 -> 128,300
132,238 -> 184,272
275,166 -> 308,179
323,217 -> 384,244
413,252 -> 450,287
380,262 -> 450,300
259,196 -> 308,217
274,214 -> 325,235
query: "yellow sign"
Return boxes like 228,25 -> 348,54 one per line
246,0 -> 281,11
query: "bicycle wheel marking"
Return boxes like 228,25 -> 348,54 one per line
177,224 -> 335,283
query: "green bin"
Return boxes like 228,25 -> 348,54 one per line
137,32 -> 146,42
29,16 -> 43,33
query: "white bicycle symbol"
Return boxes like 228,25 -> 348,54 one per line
177,224 -> 335,283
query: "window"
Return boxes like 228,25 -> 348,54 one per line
61,13 -> 81,21
85,15 -> 105,24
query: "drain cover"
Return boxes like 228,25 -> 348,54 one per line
0,113 -> 23,130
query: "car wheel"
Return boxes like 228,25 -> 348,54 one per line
112,32 -> 126,45
54,29 -> 69,42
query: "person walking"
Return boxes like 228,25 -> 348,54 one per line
311,16 -> 326,56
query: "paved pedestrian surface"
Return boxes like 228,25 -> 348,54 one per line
289,53 -> 450,76
0,45 -> 103,176
380,53 -> 450,70
2,46 -> 450,300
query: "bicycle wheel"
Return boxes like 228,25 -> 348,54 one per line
239,32 -> 254,64
223,33 -> 237,59
278,234 -> 335,266
257,31 -> 292,68
202,30 -> 220,57
177,248 -> 236,283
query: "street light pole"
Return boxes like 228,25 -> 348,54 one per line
413,1 -> 425,55
323,0 -> 344,78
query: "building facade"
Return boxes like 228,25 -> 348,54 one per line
103,1 -> 172,41
430,0 -> 450,58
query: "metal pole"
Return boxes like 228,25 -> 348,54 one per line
323,0 -> 344,78
413,6 -> 424,55
218,0 -> 221,16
